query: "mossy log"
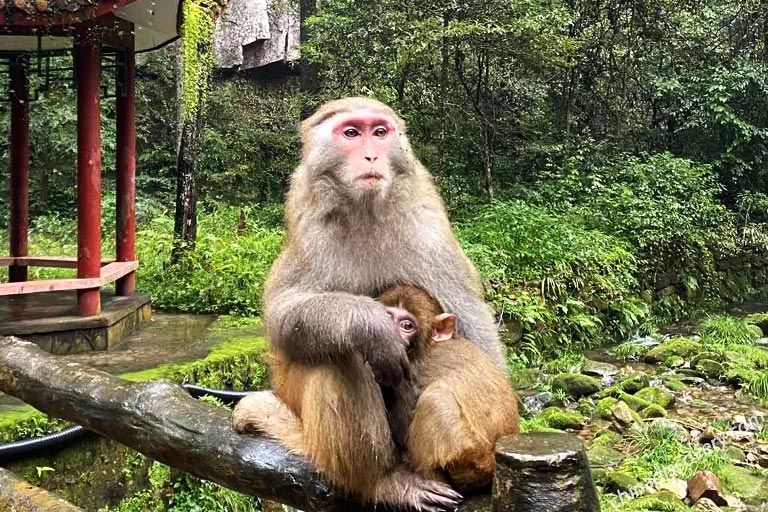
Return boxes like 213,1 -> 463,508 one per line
0,337 -> 491,511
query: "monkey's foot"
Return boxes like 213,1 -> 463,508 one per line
231,391 -> 299,435
375,468 -> 463,512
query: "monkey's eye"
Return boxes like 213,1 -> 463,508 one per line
372,126 -> 388,138
343,127 -> 360,138
400,320 -> 415,332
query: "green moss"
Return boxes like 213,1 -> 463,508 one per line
617,391 -> 652,411
644,337 -> 704,363
537,406 -> 585,430
640,403 -> 667,418
596,397 -> 619,419
634,387 -> 675,409
618,373 -> 650,394
661,376 -> 686,391
551,373 -> 602,398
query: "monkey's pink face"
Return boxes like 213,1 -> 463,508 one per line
330,111 -> 398,191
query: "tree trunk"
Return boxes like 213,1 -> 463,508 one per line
172,51 -> 203,263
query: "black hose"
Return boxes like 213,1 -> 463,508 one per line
181,383 -> 250,406
0,384 -> 251,463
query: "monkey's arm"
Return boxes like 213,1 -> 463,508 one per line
265,288 -> 410,386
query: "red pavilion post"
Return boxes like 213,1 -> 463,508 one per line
75,26 -> 102,316
8,56 -> 29,283
115,43 -> 136,296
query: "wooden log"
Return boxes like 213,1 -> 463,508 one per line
0,467 -> 83,512
0,336 -> 493,511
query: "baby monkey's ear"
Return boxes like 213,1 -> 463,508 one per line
431,313 -> 457,343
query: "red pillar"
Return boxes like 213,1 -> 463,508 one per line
8,56 -> 29,283
115,46 -> 136,296
75,28 -> 102,316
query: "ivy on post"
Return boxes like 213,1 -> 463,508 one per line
173,0 -> 225,263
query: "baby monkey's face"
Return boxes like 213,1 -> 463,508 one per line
385,306 -> 419,349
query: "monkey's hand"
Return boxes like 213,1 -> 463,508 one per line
357,308 -> 411,387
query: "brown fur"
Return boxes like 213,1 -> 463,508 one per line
379,285 -> 520,491
233,98 -> 503,511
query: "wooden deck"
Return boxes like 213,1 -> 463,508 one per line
0,291 -> 151,354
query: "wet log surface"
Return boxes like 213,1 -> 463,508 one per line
0,336 -> 492,511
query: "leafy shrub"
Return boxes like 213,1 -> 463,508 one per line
700,314 -> 762,347
136,204 -> 284,315
456,200 -> 644,356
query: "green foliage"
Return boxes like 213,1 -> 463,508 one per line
700,314 -> 762,347
103,461 -> 261,512
136,204 -> 284,315
457,200 -> 642,355
180,0 -> 218,121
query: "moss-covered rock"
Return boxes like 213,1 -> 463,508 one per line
587,444 -> 625,468
693,359 -> 726,380
592,468 -> 640,493
719,464 -> 768,505
618,373 -> 650,394
635,386 -> 676,409
589,430 -> 623,448
596,397 -> 619,419
645,337 -> 704,363
537,406 -> 586,430
582,359 -> 619,378
661,376 -> 686,392
664,355 -> 686,368
551,373 -> 602,398
640,403 -> 667,418
745,312 -> 768,333
610,400 -> 643,430
617,391 -> 652,411
577,397 -> 595,416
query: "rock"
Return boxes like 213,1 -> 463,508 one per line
635,386 -> 676,409
718,464 -> 768,506
494,433 -> 600,512
640,403 -> 667,418
694,359 -> 726,380
657,477 -> 688,499
662,376 -> 686,391
522,391 -> 554,414
618,373 -> 650,394
538,407 -> 586,430
551,374 -> 602,398
618,391 -> 653,411
642,491 -> 687,508
688,470 -> 728,506
587,444 -> 625,468
595,397 -> 618,419
589,430 -> 623,447
591,468 -> 640,493
722,446 -> 746,462
679,375 -> 706,386
745,313 -> 768,333
610,401 -> 641,429
576,397 -> 595,416
722,430 -> 755,443
692,497 -> 722,511
664,355 -> 686,368
581,359 -> 619,379
645,337 -> 704,363
510,368 -> 543,389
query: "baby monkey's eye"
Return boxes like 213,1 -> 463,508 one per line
343,127 -> 360,138
400,320 -> 415,331
372,126 -> 388,137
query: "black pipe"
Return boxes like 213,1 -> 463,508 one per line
182,384 -> 250,406
0,385 -> 251,463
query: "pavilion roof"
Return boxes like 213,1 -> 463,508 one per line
0,0 -> 181,52
0,0 -> 98,16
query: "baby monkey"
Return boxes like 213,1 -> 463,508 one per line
379,284 -> 519,491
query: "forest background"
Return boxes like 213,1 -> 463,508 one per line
1,0 -> 768,365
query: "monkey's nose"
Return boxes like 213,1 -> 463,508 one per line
365,156 -> 378,162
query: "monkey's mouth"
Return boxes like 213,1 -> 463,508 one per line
356,172 -> 385,186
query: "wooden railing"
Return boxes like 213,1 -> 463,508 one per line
0,257 -> 138,296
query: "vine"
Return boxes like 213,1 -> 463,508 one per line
180,0 -> 223,121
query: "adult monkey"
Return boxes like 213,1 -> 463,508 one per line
232,97 -> 504,511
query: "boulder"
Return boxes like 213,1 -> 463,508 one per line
645,337 -> 704,363
581,360 -> 619,379
538,407 -> 586,430
551,374 -> 602,398
635,386 -> 676,409
687,470 -> 728,506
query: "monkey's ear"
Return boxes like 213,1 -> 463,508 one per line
431,313 -> 456,343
